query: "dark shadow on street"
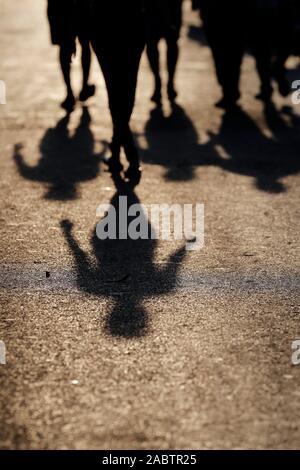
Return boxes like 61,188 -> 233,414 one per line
13,107 -> 102,200
210,105 -> 300,193
140,103 -> 215,182
140,102 -> 300,193
60,175 -> 186,338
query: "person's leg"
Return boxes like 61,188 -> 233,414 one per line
201,13 -> 232,106
59,43 -> 76,111
273,48 -> 290,97
146,39 -> 162,104
111,49 -> 143,175
92,39 -> 143,177
253,10 -> 273,101
255,49 -> 273,100
166,36 -> 179,101
80,38 -> 91,89
166,0 -> 183,101
272,7 -> 292,97
92,45 -> 123,171
207,34 -> 241,108
220,38 -> 244,107
78,36 -> 96,101
122,44 -> 144,173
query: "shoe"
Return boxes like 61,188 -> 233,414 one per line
215,97 -> 239,111
167,84 -> 178,102
79,84 -> 96,102
255,86 -> 273,102
151,88 -> 162,105
61,94 -> 75,112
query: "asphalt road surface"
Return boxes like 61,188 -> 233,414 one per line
0,0 -> 300,450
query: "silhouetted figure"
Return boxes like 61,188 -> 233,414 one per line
209,104 -> 300,193
47,0 -> 95,112
90,1 -> 145,182
13,108 -> 101,200
146,0 -> 183,105
195,0 -> 248,110
251,0 -> 293,102
60,177 -> 186,338
141,103 -> 201,181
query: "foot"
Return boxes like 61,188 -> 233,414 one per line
255,87 -> 273,102
79,84 -> 96,102
124,165 -> 142,184
167,84 -> 178,102
215,97 -> 239,111
151,88 -> 162,105
103,157 -> 123,174
61,93 -> 75,112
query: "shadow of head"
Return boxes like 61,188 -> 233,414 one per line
211,105 -> 300,194
13,107 -> 101,201
141,103 -> 199,182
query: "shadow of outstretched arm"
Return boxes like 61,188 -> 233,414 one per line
13,144 -> 40,181
158,245 -> 187,292
60,220 -> 94,292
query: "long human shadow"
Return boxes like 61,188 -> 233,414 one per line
141,101 -> 300,193
209,105 -> 300,193
140,103 -> 217,182
60,176 -> 186,338
13,107 -> 102,200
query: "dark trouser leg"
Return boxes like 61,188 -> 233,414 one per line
78,37 -> 91,89
166,36 -> 179,99
202,6 -> 245,105
59,44 -> 74,97
92,42 -> 143,166
255,47 -> 273,97
146,40 -> 162,102
223,43 -> 244,103
208,36 -> 242,104
253,11 -> 273,98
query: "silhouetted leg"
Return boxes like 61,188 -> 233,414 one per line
208,38 -> 242,108
255,47 -> 273,101
202,20 -> 239,108
272,14 -> 292,97
93,50 -> 125,171
202,6 -> 246,109
92,42 -> 143,176
166,37 -> 179,102
59,44 -> 76,112
78,36 -> 96,102
221,42 -> 244,107
253,10 -> 274,101
119,48 -> 143,172
80,38 -> 91,89
146,40 -> 162,105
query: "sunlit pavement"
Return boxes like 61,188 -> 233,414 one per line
0,0 -> 300,449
